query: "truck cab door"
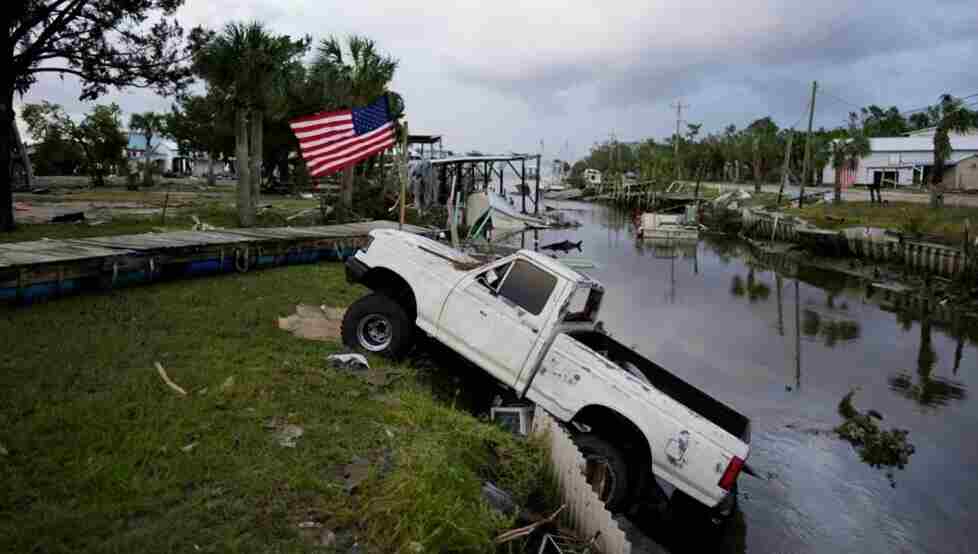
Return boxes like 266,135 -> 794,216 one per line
439,258 -> 559,387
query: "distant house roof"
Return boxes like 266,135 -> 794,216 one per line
869,135 -> 978,152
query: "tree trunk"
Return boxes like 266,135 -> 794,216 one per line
235,108 -> 255,227
277,156 -> 289,192
11,117 -> 34,189
250,111 -> 262,207
834,167 -> 842,204
0,90 -> 14,231
143,132 -> 154,187
207,156 -> 216,187
341,165 -> 355,209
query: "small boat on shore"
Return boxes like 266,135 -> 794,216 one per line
636,205 -> 700,241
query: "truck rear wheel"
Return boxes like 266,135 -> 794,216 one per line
671,484 -> 738,527
572,433 -> 632,512
341,293 -> 413,358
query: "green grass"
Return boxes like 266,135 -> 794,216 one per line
785,201 -> 978,244
0,263 -> 549,553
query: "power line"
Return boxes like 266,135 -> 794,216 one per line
818,88 -> 862,111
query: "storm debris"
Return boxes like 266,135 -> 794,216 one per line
154,362 -> 187,396
327,353 -> 370,371
835,390 -> 915,486
274,424 -> 304,448
264,418 -> 305,448
278,305 -> 344,341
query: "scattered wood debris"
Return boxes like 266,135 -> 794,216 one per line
278,305 -> 344,341
154,362 -> 187,396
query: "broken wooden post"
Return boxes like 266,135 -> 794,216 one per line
399,121 -> 409,230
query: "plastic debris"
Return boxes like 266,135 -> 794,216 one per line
274,424 -> 305,448
482,481 -> 517,516
327,353 -> 370,371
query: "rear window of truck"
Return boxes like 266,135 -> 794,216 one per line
498,260 -> 557,315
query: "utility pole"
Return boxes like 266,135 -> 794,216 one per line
778,131 -> 794,205
672,100 -> 689,181
800,81 -> 817,208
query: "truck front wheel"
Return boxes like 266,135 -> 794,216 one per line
572,433 -> 632,512
342,293 -> 413,358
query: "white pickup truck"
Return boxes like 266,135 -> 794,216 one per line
342,229 -> 750,519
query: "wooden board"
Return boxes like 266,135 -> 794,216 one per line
70,231 -> 254,251
0,239 -> 135,269
1,221 -> 435,272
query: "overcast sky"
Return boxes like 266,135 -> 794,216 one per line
18,0 -> 978,161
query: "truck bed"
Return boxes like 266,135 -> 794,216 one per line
569,331 -> 751,441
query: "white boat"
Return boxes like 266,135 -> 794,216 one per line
465,191 -> 549,236
637,206 -> 700,241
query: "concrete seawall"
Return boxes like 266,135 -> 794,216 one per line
740,208 -> 974,278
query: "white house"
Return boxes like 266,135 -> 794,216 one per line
583,168 -> 602,186
125,131 -> 185,174
822,130 -> 978,188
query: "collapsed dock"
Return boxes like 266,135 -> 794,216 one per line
0,221 -> 433,302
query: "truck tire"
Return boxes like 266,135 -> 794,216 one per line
572,433 -> 632,512
341,293 -> 413,358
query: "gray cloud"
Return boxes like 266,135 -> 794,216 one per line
18,0 -> 978,160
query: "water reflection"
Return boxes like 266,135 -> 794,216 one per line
801,309 -> 861,348
889,307 -> 967,408
730,268 -> 771,303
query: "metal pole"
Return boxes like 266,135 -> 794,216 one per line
521,158 -> 526,214
399,122 -> 409,229
778,131 -> 794,205
499,162 -> 504,195
800,81 -> 817,209
534,155 -> 541,215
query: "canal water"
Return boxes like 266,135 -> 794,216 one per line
509,200 -> 976,553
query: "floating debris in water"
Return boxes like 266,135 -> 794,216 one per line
835,390 -> 915,487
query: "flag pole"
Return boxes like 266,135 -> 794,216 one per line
399,121 -> 409,230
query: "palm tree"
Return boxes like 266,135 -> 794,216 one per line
931,94 -> 978,208
314,36 -> 398,209
831,131 -> 870,204
194,22 -> 308,226
129,112 -> 166,187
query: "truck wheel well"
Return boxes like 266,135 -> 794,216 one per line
361,268 -> 417,322
573,405 -> 654,497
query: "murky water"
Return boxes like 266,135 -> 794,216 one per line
510,200 -> 976,553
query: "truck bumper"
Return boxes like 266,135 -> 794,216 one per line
345,256 -> 369,284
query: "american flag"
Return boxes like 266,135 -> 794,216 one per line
289,95 -> 395,178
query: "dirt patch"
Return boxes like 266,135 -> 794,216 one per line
277,305 -> 346,341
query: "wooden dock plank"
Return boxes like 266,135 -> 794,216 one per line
1,221 -> 435,272
0,240 -> 136,268
71,231 -> 253,251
